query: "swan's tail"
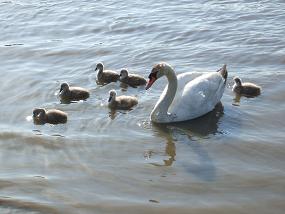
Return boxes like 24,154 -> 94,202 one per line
217,64 -> 227,81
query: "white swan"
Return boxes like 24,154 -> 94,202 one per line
146,62 -> 227,123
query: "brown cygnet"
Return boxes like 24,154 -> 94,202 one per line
59,82 -> 90,101
96,62 -> 120,84
108,90 -> 138,110
33,108 -> 67,125
233,77 -> 261,97
120,69 -> 147,87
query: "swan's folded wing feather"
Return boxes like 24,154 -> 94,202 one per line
169,72 -> 225,120
176,71 -> 205,91
168,71 -> 206,109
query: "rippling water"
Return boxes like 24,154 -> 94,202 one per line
0,0 -> 285,213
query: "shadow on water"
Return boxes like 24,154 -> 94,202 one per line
108,108 -> 135,120
151,102 -> 224,181
167,102 -> 224,137
232,93 -> 241,106
60,98 -> 87,104
232,92 -> 261,106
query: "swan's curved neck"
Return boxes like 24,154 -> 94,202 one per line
151,67 -> 177,123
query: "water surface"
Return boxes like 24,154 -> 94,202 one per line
0,0 -> 285,213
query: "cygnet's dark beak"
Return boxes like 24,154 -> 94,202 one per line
59,86 -> 63,93
108,96 -> 112,102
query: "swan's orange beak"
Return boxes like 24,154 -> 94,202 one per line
146,77 -> 156,90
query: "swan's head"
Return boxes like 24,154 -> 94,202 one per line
233,77 -> 242,86
33,108 -> 47,121
120,69 -> 129,79
59,82 -> 70,93
95,62 -> 104,73
146,62 -> 172,90
217,64 -> 228,80
108,90 -> 117,102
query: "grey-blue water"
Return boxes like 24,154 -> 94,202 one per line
0,0 -> 284,213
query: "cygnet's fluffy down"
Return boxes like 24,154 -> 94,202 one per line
120,69 -> 147,87
96,62 -> 120,84
233,77 -> 261,97
108,90 -> 138,110
59,82 -> 90,101
33,108 -> 67,124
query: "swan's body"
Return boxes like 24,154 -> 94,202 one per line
120,69 -> 147,87
233,77 -> 261,97
96,63 -> 120,84
59,82 -> 89,102
146,63 -> 227,123
33,108 -> 67,125
108,90 -> 138,110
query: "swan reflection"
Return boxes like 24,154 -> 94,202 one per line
153,102 -> 224,138
149,102 -> 224,180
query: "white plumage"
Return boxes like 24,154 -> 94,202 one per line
146,63 -> 227,123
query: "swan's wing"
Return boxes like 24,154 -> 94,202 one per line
167,71 -> 206,107
169,72 -> 225,120
166,72 -> 208,110
176,72 -> 206,92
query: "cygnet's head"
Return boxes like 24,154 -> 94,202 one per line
33,108 -> 46,121
233,77 -> 242,86
108,90 -> 117,102
120,69 -> 129,79
95,62 -> 104,73
59,82 -> 69,93
146,62 -> 172,90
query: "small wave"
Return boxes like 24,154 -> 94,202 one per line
0,197 -> 59,214
4,43 -> 24,47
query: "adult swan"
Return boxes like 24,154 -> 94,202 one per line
146,62 -> 227,123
